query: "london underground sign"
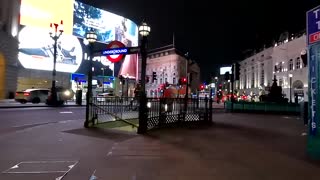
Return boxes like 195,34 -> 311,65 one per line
105,41 -> 126,63
102,41 -> 140,63
307,5 -> 320,45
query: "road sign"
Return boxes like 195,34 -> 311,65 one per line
307,5 -> 320,45
105,41 -> 126,63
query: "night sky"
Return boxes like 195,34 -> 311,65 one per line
79,0 -> 319,81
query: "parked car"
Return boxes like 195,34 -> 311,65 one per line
15,88 -> 49,104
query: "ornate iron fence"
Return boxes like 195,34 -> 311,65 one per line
88,96 -> 213,131
145,97 -> 213,130
89,97 -> 139,124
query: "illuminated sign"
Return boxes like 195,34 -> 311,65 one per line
307,5 -> 320,45
18,26 -> 83,73
220,67 -> 232,75
73,1 -> 138,46
102,48 -> 128,55
309,45 -> 319,136
20,0 -> 74,35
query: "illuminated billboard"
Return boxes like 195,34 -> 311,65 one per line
220,67 -> 232,75
18,26 -> 83,73
18,0 -> 139,78
20,0 -> 74,35
73,1 -> 138,46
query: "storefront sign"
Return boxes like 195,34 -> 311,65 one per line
307,5 -> 320,44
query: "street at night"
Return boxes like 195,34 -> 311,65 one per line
0,107 -> 318,179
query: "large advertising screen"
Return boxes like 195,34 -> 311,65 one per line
18,26 -> 83,73
73,1 -> 138,46
220,67 -> 232,75
18,0 -> 139,77
20,0 -> 74,35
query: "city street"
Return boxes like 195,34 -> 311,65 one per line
0,107 -> 319,180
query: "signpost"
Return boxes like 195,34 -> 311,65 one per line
307,5 -> 320,160
101,40 -> 140,63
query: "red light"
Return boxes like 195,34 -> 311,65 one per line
183,78 -> 186,82
23,92 -> 30,96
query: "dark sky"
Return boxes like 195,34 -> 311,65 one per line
79,0 -> 318,81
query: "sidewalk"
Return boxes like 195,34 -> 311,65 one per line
63,113 -> 318,180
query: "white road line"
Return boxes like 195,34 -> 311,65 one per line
60,111 -> 73,114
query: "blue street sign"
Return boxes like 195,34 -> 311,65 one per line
309,45 -> 318,136
307,5 -> 320,45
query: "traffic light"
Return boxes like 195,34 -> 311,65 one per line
182,77 -> 187,84
233,63 -> 240,81
152,72 -> 157,82
200,84 -> 204,90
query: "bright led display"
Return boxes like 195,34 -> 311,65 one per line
20,0 -> 74,35
220,67 -> 232,75
18,26 -> 83,73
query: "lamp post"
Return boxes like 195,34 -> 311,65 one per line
84,29 -> 97,128
101,68 -> 105,93
137,20 -> 150,134
49,20 -> 63,105
289,73 -> 293,103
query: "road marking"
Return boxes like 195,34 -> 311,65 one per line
89,170 -> 98,180
2,160 -> 78,176
60,111 -> 73,114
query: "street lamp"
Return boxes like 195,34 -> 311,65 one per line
138,20 -> 150,134
49,20 -> 63,105
101,68 -> 105,93
84,29 -> 97,128
289,73 -> 293,103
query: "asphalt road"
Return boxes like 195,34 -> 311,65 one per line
0,107 -> 85,129
0,107 -> 317,180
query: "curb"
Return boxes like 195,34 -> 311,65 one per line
0,105 -> 85,109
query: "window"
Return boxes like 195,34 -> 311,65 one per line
173,77 -> 176,84
279,78 -> 283,86
289,59 -> 293,71
251,72 -> 255,88
165,52 -> 169,55
296,57 -> 301,69
260,69 -> 265,85
260,63 -> 264,85
251,66 -> 255,88
244,69 -> 247,89
160,78 -> 163,84
165,78 -> 167,83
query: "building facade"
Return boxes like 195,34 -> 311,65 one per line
238,34 -> 307,102
144,45 -> 201,97
272,35 -> 307,102
238,47 -> 274,96
0,0 -> 20,99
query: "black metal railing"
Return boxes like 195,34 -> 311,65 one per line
89,96 -> 213,131
146,97 -> 212,130
89,96 -> 139,124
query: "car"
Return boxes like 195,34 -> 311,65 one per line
96,92 -> 116,102
15,88 -> 49,104
46,87 -> 74,106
